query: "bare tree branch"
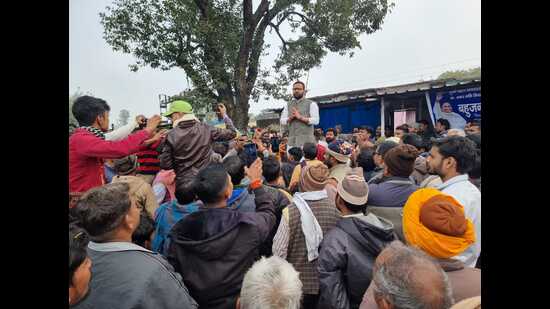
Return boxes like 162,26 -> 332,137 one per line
269,22 -> 288,51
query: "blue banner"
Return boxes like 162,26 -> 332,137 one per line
429,86 -> 481,129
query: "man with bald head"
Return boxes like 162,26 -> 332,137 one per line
359,241 -> 454,309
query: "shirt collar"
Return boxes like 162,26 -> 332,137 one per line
88,241 -> 153,253
437,174 -> 469,190
342,213 -> 365,218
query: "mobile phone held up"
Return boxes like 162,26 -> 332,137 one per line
243,142 -> 258,162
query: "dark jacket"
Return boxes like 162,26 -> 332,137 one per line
159,119 -> 236,192
318,214 -> 396,309
228,184 -> 291,257
167,186 -> 276,309
367,176 -> 419,207
74,242 -> 197,309
261,184 -> 292,256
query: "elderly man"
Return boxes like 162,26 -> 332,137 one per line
324,142 -> 352,184
272,163 -> 341,309
280,81 -> 319,149
359,241 -> 454,309
111,155 -> 159,217
318,175 -> 396,309
238,256 -> 303,309
73,183 -> 198,309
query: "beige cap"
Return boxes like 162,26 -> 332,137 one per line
337,174 -> 369,205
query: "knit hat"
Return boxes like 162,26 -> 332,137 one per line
162,100 -> 193,117
403,188 -> 475,259
383,144 -> 419,177
300,163 -> 330,192
113,155 -> 139,175
337,174 -> 369,205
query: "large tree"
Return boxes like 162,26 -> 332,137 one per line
101,0 -> 393,129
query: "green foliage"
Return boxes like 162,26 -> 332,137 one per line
100,0 -> 393,127
438,66 -> 481,81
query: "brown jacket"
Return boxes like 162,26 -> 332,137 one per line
111,175 -> 159,217
287,197 -> 341,295
159,119 -> 236,191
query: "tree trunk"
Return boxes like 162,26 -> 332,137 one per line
234,89 -> 250,131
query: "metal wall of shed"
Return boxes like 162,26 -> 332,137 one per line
317,100 -> 381,133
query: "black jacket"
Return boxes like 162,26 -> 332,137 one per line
167,186 -> 276,309
318,214 -> 396,309
261,184 -> 291,256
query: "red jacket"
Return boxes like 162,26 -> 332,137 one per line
69,128 -> 151,195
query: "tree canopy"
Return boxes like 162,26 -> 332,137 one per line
437,66 -> 481,80
101,0 -> 393,128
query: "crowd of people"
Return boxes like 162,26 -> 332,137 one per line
69,92 -> 481,309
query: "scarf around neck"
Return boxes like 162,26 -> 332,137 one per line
81,126 -> 106,140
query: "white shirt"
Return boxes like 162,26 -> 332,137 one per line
105,120 -> 139,141
437,174 -> 481,267
280,100 -> 320,126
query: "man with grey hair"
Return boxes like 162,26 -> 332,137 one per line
359,241 -> 454,309
237,256 -> 303,309
73,182 -> 198,309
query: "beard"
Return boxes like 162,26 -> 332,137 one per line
326,137 -> 334,143
293,93 -> 304,100
427,162 -> 445,178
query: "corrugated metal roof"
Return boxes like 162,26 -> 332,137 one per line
310,77 -> 480,104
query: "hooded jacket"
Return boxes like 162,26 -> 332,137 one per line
318,214 -> 396,309
228,186 -> 256,212
167,186 -> 276,309
159,118 -> 236,193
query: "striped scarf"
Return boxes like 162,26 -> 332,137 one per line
81,126 -> 106,140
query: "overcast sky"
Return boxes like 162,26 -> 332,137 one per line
69,0 -> 480,122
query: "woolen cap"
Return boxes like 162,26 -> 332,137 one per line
300,163 -> 330,192
337,174 -> 369,205
383,144 -> 419,177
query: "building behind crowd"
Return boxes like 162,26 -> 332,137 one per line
158,77 -> 481,136
310,77 -> 481,135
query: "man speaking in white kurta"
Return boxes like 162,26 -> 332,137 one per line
280,81 -> 320,149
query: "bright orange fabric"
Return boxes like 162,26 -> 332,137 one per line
403,188 -> 475,259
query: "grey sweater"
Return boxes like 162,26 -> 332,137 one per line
73,241 -> 198,309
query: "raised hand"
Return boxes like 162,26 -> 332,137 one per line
244,158 -> 263,183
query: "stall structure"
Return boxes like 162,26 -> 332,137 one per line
309,77 -> 481,135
